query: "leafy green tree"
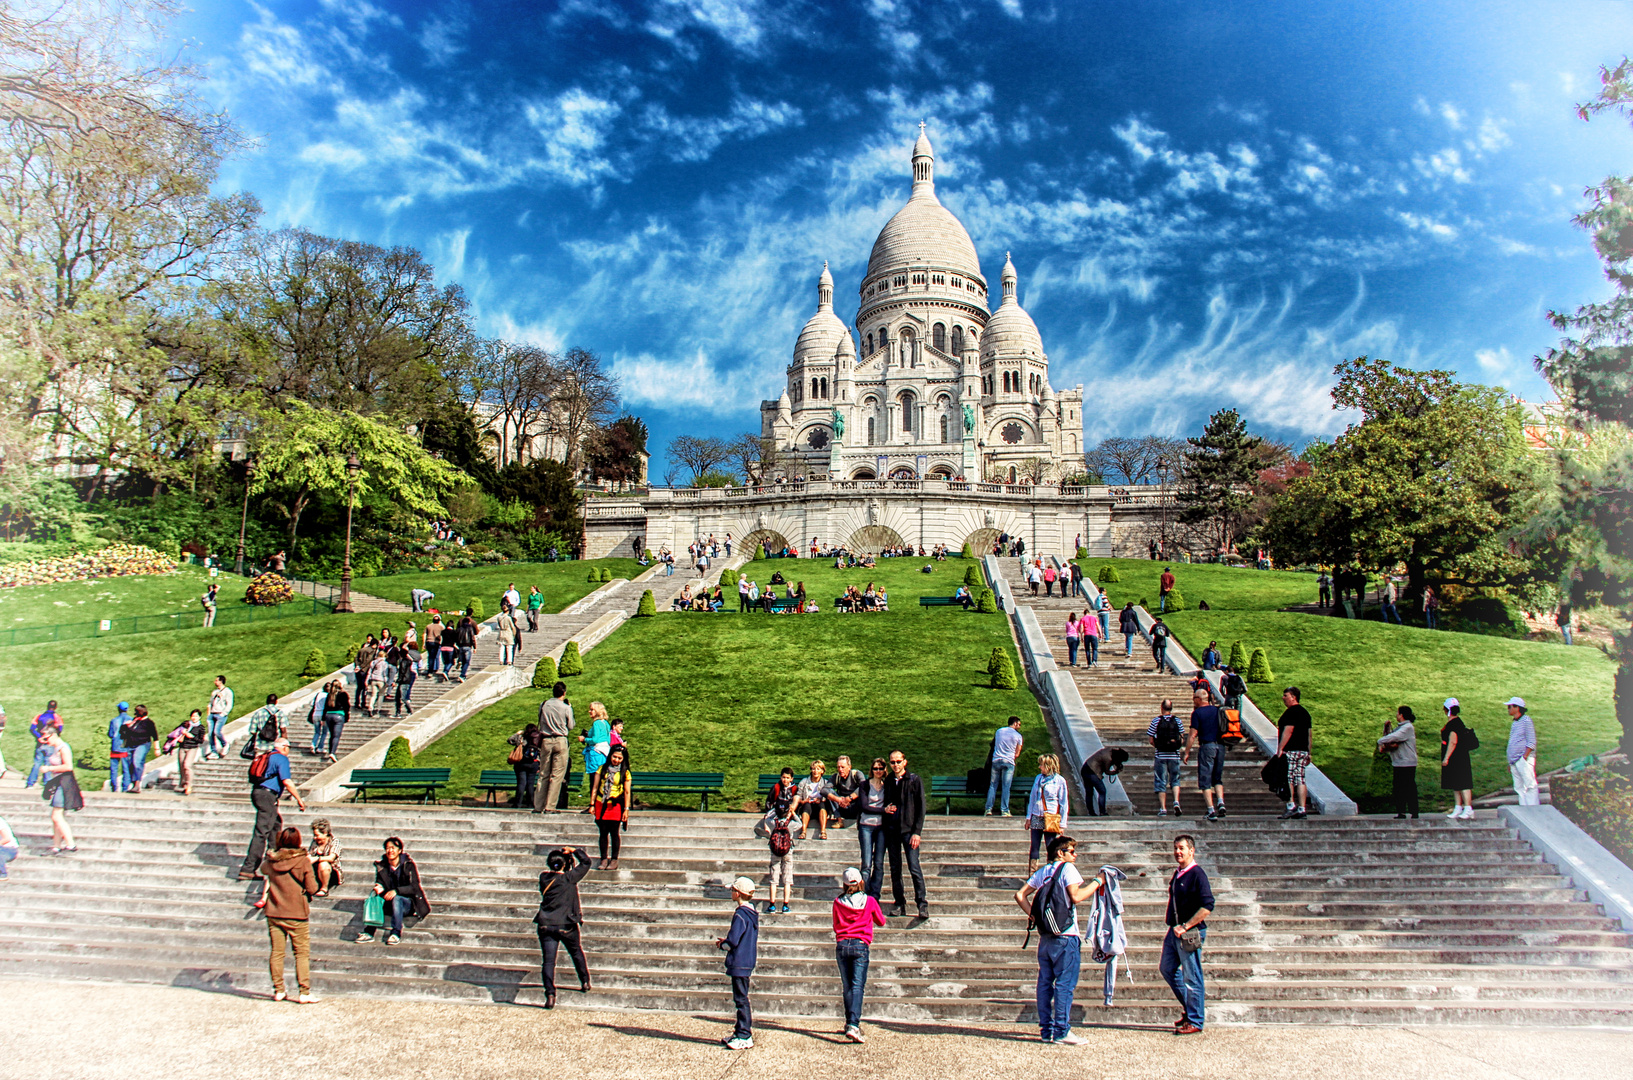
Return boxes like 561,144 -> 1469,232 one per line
1263,358 -> 1539,609
1177,409 -> 1264,554
587,415 -> 649,488
1525,58 -> 1633,762
249,402 -> 461,545
493,458 -> 582,542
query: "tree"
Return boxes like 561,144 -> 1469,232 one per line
1085,436 -> 1184,486
1247,647 -> 1273,683
493,457 -> 582,540
586,415 -> 648,488
1176,409 -> 1265,554
248,402 -> 462,544
1262,357 -> 1539,608
460,338 -> 560,468
558,640 -> 583,676
635,589 -> 656,617
551,346 -> 619,470
531,654 -> 557,688
1526,58 -> 1633,763
667,435 -> 731,486
382,735 -> 414,768
729,433 -> 790,485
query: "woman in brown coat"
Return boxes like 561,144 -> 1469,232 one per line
262,826 -> 319,1002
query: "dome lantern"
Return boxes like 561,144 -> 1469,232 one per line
818,260 -> 833,312
912,121 -> 934,196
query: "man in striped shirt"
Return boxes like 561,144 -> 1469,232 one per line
1505,697 -> 1539,806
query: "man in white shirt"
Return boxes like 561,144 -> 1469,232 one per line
985,716 -> 1024,816
503,583 -> 522,610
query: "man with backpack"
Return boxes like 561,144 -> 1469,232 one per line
1150,616 -> 1172,672
237,737 -> 306,881
1220,666 -> 1247,713
1013,833 -> 1102,1045
1147,700 -> 1185,816
1184,689 -> 1228,821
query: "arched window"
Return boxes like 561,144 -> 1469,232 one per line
820,377 -> 828,398
940,415 -> 948,443
867,416 -> 876,445
951,325 -> 964,355
1002,371 -> 1011,393
933,323 -> 946,351
1008,465 -> 1017,483
811,377 -> 819,400
866,332 -> 873,354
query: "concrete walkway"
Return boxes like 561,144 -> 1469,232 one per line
2,978 -> 1627,1080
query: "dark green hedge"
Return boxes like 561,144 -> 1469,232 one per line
1551,767 -> 1633,869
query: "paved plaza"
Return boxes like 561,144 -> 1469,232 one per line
6,977 -> 1631,1080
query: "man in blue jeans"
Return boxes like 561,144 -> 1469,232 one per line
985,716 -> 1024,816
1147,701 -> 1185,816
1014,833 -> 1102,1044
1162,834 -> 1214,1034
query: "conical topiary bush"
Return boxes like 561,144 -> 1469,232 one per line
467,597 -> 484,620
599,567 -> 612,582
1228,640 -> 1247,670
636,589 -> 656,617
301,648 -> 328,678
976,587 -> 997,613
1163,588 -> 1186,613
558,640 -> 584,676
963,564 -> 982,587
991,649 -> 1019,690
587,568 -> 600,583
961,542 -> 973,559
988,646 -> 1004,675
382,736 -> 414,769
1247,647 -> 1273,683
1076,546 -> 1089,559
531,654 -> 558,689
755,544 -> 767,560
1097,564 -> 1120,584
719,568 -> 736,590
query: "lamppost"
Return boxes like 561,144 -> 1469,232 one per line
335,452 -> 360,614
234,457 -> 255,576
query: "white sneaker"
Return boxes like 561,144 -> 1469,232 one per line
1459,806 -> 1476,819
271,991 -> 287,1002
1445,807 -> 1462,818
297,993 -> 320,1004
845,1026 -> 865,1043
724,1036 -> 754,1050
1057,1033 -> 1086,1046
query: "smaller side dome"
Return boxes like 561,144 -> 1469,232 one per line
794,261 -> 846,365
981,252 -> 1045,362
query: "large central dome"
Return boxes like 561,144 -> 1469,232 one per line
864,128 -> 984,287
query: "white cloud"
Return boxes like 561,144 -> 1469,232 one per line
1438,101 -> 1466,130
996,0 -> 1024,16
418,12 -> 466,65
1397,211 -> 1458,239
639,97 -> 804,162
614,349 -> 769,413
525,88 -> 624,187
1475,345 -> 1514,377
644,0 -> 769,53
1413,147 -> 1471,183
1473,115 -> 1511,153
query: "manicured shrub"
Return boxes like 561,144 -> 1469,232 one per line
1097,564 -> 1120,584
382,736 -> 414,769
963,564 -> 981,587
1247,647 -> 1273,683
531,654 -> 558,689
245,572 -> 294,606
755,544 -> 767,560
467,597 -> 484,620
558,640 -> 584,676
987,646 -> 1004,675
643,549 -> 655,562
960,542 -> 973,559
1551,767 -> 1633,868
1139,597 -> 1149,609
1076,546 -> 1088,560
1162,588 -> 1186,613
301,649 -> 328,678
587,568 -> 600,582
1228,640 -> 1247,670
344,642 -> 359,664
636,589 -> 656,617
991,649 -> 1019,690
719,568 -> 736,590
976,587 -> 997,613
599,567 -> 612,582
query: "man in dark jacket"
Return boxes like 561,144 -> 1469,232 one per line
358,837 -> 429,944
454,614 -> 478,681
716,876 -> 760,1050
237,736 -> 305,881
1150,616 -> 1172,672
1119,603 -> 1140,657
534,846 -> 592,1007
883,750 -> 928,918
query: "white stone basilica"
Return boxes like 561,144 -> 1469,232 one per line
761,126 -> 1085,483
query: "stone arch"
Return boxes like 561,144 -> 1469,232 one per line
888,464 -> 917,480
741,529 -> 791,555
849,524 -> 905,551
850,466 -> 876,480
962,527 -> 1001,554
927,463 -> 955,479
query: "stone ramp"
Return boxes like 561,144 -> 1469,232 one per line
0,795 -> 1628,1027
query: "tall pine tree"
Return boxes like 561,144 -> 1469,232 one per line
1177,409 -> 1263,555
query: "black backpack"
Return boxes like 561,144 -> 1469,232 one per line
1030,863 -> 1075,939
1154,714 -> 1184,753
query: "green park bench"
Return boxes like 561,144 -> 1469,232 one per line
918,595 -> 967,607
474,768 -> 582,805
342,767 -> 451,804
763,597 -> 801,613
929,774 -> 1036,815
631,771 -> 725,811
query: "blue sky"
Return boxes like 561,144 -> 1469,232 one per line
180,0 -> 1633,477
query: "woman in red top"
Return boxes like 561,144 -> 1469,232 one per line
590,746 -> 632,870
831,866 -> 886,1043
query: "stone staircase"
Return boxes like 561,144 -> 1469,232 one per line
0,794 -> 1627,1026
998,560 -> 1286,817
170,570 -> 706,801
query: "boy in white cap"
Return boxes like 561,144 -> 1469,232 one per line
716,876 -> 760,1050
1505,697 -> 1539,806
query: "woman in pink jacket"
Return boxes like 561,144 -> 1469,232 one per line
832,866 -> 886,1043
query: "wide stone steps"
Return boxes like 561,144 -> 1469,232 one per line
2,794 -> 1627,1026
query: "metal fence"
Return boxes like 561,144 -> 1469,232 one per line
0,594 -> 334,649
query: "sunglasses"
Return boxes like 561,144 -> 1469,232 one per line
871,765 -> 885,771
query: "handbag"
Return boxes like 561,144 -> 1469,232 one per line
1041,811 -> 1063,834
1178,930 -> 1202,953
363,892 -> 385,928
507,743 -> 526,766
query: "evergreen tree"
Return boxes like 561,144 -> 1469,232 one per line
301,649 -> 328,677
977,588 -> 998,613
991,649 -> 1019,690
635,589 -> 656,617
1228,640 -> 1247,670
531,655 -> 558,689
558,640 -> 583,676
964,564 -> 981,587
382,736 -> 414,768
961,542 -> 973,558
1177,408 -> 1264,555
1247,647 -> 1273,683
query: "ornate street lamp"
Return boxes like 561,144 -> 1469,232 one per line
234,456 -> 255,576
335,452 -> 361,614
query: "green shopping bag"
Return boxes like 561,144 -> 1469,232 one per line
363,892 -> 385,928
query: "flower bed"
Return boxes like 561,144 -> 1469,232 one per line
0,543 -> 176,588
245,572 -> 294,606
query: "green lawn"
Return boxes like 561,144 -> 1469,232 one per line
1088,557 -> 1317,612
414,594 -> 1039,809
1161,610 -> 1619,808
714,553 -> 984,610
0,564 -> 259,630
0,611 -> 425,782
340,558 -> 645,614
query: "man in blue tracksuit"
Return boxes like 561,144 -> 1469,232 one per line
107,702 -> 132,792
716,876 -> 760,1050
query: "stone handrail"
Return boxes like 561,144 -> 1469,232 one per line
645,481 -> 1162,502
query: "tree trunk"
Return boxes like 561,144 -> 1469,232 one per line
1405,555 -> 1426,622
287,484 -> 311,547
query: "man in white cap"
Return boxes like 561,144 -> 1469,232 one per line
715,876 -> 760,1050
1505,697 -> 1539,806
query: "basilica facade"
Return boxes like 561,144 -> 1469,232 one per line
760,127 -> 1085,482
